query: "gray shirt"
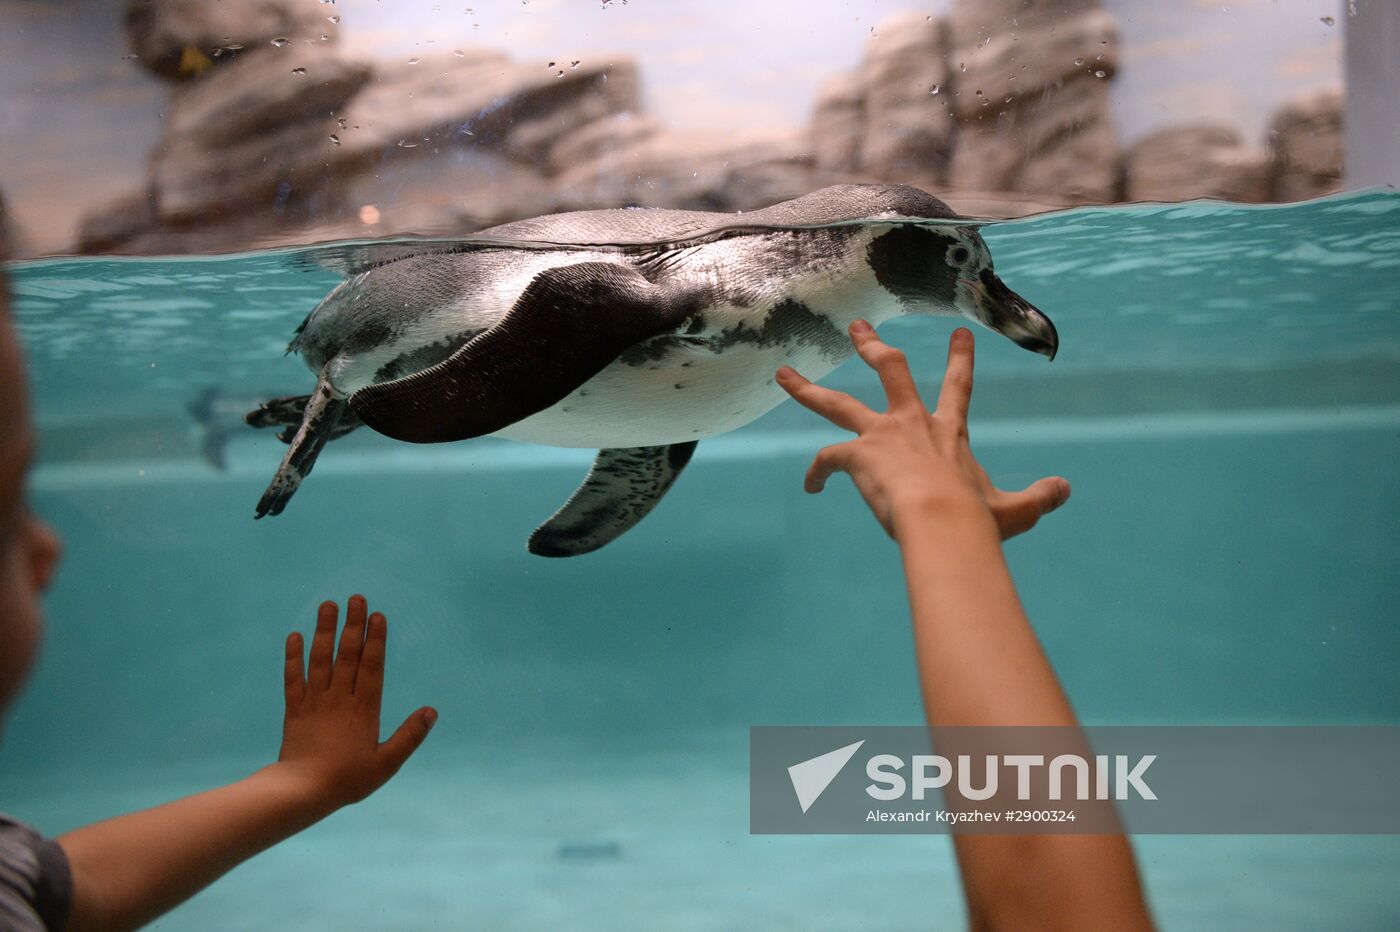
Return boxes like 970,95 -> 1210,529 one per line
0,815 -> 71,931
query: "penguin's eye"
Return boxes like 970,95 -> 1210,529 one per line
948,245 -> 972,267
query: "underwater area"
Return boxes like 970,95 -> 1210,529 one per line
2,189 -> 1398,929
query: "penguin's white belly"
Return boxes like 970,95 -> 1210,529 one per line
493,336 -> 847,448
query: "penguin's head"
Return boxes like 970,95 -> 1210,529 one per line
867,223 -> 1059,361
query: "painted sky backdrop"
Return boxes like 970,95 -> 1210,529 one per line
0,0 -> 1344,253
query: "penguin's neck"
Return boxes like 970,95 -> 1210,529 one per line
787,225 -> 908,331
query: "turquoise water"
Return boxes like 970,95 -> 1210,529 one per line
3,190 -> 1399,929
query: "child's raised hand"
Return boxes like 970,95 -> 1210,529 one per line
277,595 -> 436,810
775,321 -> 1070,540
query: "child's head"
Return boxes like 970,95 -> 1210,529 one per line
0,248 -> 64,722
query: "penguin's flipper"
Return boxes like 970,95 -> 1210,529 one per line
529,442 -> 699,557
349,262 -> 694,444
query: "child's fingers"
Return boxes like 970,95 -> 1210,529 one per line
805,442 -> 853,494
997,476 -> 1072,538
333,594 -> 369,690
283,632 -> 305,706
307,601 -> 339,691
378,707 -> 438,777
777,366 -> 874,432
935,328 -> 975,424
850,321 -> 925,413
356,612 -> 387,708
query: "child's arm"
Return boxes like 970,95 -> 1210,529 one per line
777,322 -> 1153,932
56,596 -> 436,932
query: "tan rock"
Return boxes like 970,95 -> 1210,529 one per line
124,0 -> 331,81
947,0 -> 1120,202
552,130 -> 815,212
1124,125 -> 1269,203
1267,88 -> 1344,201
333,55 -> 631,168
150,46 -> 371,218
858,13 -> 953,177
808,73 -> 864,173
546,112 -> 662,175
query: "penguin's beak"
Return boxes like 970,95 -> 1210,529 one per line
973,269 -> 1059,361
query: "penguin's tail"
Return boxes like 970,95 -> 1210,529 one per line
254,369 -> 345,519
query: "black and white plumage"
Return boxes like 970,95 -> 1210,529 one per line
247,183 -> 1058,556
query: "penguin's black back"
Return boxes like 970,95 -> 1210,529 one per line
479,184 -> 961,247
306,185 -> 961,277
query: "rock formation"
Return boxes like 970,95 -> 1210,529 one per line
125,0 -> 330,80
857,13 -> 953,180
1267,88 -> 1344,201
1123,125 -> 1269,203
76,0 -> 1345,255
946,0 -> 1121,202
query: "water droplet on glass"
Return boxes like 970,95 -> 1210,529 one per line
454,49 -> 465,57
1074,57 -> 1084,66
328,14 -> 340,23
290,67 -> 307,75
959,61 -> 966,72
870,26 -> 878,37
271,37 -> 290,47
1320,15 -> 1334,25
975,89 -> 983,96
556,69 -> 564,77
547,61 -> 555,68
1094,69 -> 1106,78
329,134 -> 341,145
929,83 -> 940,95
337,117 -> 347,128
408,57 -> 420,64
122,53 -> 138,60
570,60 -> 580,68
397,139 -> 418,148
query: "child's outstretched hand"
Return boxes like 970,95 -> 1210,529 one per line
776,321 -> 1070,540
278,595 -> 437,811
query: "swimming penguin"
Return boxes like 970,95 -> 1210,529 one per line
247,183 -> 1057,555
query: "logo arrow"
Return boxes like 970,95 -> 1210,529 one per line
788,740 -> 865,813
